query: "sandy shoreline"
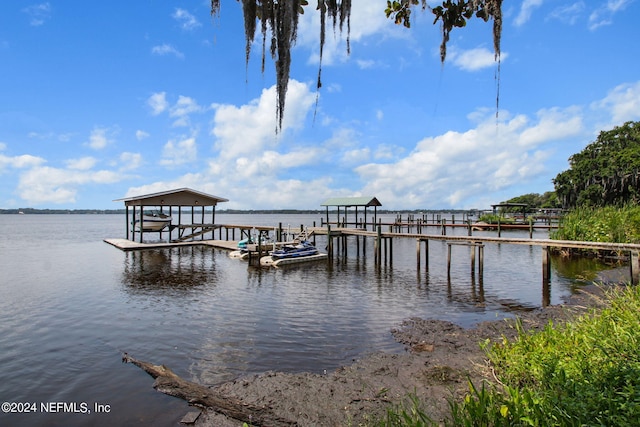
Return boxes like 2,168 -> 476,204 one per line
182,282 -> 613,426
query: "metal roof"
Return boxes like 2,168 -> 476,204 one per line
320,197 -> 382,207
114,188 -> 229,207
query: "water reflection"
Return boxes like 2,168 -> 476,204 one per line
121,247 -> 218,294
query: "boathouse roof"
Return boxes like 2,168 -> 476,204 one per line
114,188 -> 229,207
320,197 -> 382,207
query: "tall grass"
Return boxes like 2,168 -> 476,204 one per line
379,286 -> 640,426
551,205 -> 640,243
449,285 -> 640,426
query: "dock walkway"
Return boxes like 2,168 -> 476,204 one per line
106,222 -> 640,287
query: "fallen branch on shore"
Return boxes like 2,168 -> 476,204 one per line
122,352 -> 298,426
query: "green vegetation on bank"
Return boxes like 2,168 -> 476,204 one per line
477,213 -> 515,224
379,286 -> 640,426
502,192 -> 561,210
550,205 -> 640,244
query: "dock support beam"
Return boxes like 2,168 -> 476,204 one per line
631,251 -> 640,285
447,242 -> 484,278
542,246 -> 551,285
375,226 -> 382,266
416,239 -> 429,270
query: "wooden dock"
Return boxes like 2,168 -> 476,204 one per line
104,238 -> 238,251
106,220 -> 640,291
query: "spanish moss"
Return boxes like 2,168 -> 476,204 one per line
211,1 -> 502,130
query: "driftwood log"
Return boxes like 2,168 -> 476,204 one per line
122,353 -> 297,426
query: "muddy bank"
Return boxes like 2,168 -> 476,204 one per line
189,285 -> 612,426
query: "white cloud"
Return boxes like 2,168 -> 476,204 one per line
547,2 -> 585,25
514,0 -> 544,27
151,44 -> 184,59
136,130 -> 150,140
170,96 -> 204,127
518,107 -> 584,147
590,81 -> 640,127
113,78 -> 640,210
148,93 -> 204,127
211,80 -> 315,162
589,0 -> 633,30
148,92 -> 169,115
120,152 -> 142,170
342,148 -> 371,164
86,127 -> 116,150
448,47 -> 505,71
66,156 -> 97,170
160,136 -> 197,167
17,166 -> 123,205
354,106 -> 581,208
22,3 -> 51,26
172,8 -> 201,31
147,92 -> 169,116
0,151 -> 46,172
297,0 -> 402,66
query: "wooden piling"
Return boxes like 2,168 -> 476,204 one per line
375,225 -> 382,266
631,251 -> 640,285
542,246 -> 551,284
446,241 -> 484,278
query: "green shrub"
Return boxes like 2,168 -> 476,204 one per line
478,214 -> 515,225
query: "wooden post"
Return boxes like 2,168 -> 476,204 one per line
139,205 -> 144,243
447,243 -> 452,277
478,244 -> 484,278
497,217 -> 501,237
424,239 -> 429,271
630,251 -> 640,285
542,246 -> 551,284
470,244 -> 476,276
201,206 -> 205,240
442,218 -> 447,236
125,206 -> 130,240
529,217 -> 533,239
383,237 -> 387,264
327,224 -> 333,258
375,225 -> 382,266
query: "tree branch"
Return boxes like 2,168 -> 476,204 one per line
122,352 -> 298,427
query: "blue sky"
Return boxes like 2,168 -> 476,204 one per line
1,1 -> 639,210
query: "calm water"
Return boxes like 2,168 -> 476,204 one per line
0,214 -> 608,426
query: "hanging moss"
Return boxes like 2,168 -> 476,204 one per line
211,1 -> 502,130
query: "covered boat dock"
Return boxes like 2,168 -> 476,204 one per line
114,188 -> 229,243
320,196 -> 382,231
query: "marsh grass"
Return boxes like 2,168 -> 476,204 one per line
378,286 -> 640,426
551,205 -> 640,244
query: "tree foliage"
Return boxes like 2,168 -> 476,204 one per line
210,0 -> 502,130
503,192 -> 560,211
553,121 -> 640,209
